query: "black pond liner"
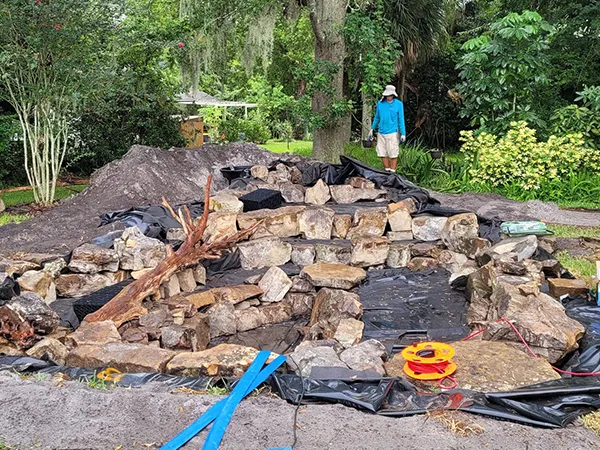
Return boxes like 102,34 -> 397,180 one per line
358,268 -> 469,349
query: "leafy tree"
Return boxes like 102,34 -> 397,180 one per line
456,10 -> 555,133
0,0 -> 120,204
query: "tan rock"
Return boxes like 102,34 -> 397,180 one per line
26,337 -> 68,365
238,206 -> 305,239
301,263 -> 366,289
186,285 -> 263,308
66,343 -> 176,373
333,318 -> 364,348
0,259 -> 39,277
298,207 -> 335,239
121,327 -> 149,345
305,179 -> 330,205
438,250 -> 469,273
548,278 -> 589,298
237,237 -> 292,270
66,321 -> 121,348
386,231 -> 413,241
332,215 -> 352,239
102,270 -> 129,285
235,307 -> 267,332
193,265 -> 206,285
250,165 -> 269,180
258,267 -> 292,303
185,290 -> 216,308
348,177 -> 375,189
18,270 -> 53,299
385,340 -> 560,392
167,344 -> 278,377
329,185 -> 384,204
131,268 -> 152,280
209,193 -> 244,213
162,275 -> 181,298
283,292 -> 315,317
261,302 -> 293,324
203,212 -> 238,244
440,213 -> 479,253
388,209 -> 412,232
408,257 -> 438,271
115,227 -> 166,270
387,198 -> 417,214
350,236 -> 390,267
346,207 -> 387,240
55,273 -> 111,298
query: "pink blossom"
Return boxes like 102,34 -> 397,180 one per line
177,42 -> 185,48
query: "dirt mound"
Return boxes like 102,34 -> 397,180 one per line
0,143 -> 279,255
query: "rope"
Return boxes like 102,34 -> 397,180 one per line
405,361 -> 457,390
463,317 -> 600,377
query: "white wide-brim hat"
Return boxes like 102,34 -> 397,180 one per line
382,85 -> 398,97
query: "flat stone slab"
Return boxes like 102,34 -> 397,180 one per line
300,263 -> 366,289
385,340 -> 560,392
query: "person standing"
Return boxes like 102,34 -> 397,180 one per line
368,85 -> 406,172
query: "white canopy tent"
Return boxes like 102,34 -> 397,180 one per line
176,91 -> 258,118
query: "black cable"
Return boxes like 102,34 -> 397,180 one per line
291,372 -> 305,449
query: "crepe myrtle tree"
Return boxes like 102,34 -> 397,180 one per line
0,0 -> 120,204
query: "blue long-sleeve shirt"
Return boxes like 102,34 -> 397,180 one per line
372,98 -> 406,136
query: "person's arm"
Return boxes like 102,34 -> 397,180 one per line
398,101 -> 406,137
372,102 -> 380,131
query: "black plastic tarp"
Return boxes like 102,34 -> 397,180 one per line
269,374 -> 600,428
99,201 -> 205,241
358,268 -> 469,349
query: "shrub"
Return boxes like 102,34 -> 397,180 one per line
0,115 -> 25,188
460,121 -> 593,190
552,86 -> 600,154
216,117 -> 271,144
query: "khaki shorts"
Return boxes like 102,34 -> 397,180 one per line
376,132 -> 399,158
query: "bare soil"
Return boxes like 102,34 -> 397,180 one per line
0,373 -> 597,450
0,144 -> 278,256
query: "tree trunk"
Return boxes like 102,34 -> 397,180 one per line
309,0 -> 348,163
361,91 -> 372,141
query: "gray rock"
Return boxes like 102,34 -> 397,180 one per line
305,179 -> 331,205
176,269 -> 197,293
333,318 -> 364,348
477,235 -> 539,266
290,276 -> 315,293
258,267 -> 293,303
115,227 -> 166,271
287,341 -> 348,377
386,231 -> 413,241
283,292 -> 315,317
162,275 -> 181,298
42,258 -> 67,278
139,309 -> 170,329
193,265 -> 206,285
298,207 -> 335,240
291,244 -> 316,267
315,242 -> 352,265
208,302 -> 237,338
306,288 -> 363,339
237,237 -> 292,270
279,183 -> 305,203
68,243 -> 119,274
350,236 -> 390,268
340,339 -> 387,375
412,216 -> 448,241
329,185 -> 384,204
386,243 -> 411,268
235,307 -> 267,332
6,292 -> 60,334
438,250 -> 469,274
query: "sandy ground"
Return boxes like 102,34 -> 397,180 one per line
0,373 -> 598,450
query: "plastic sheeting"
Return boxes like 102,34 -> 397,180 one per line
269,374 -> 600,428
358,268 -> 469,348
0,274 -> 20,302
99,201 -> 205,241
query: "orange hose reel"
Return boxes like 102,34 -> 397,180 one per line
401,342 -> 457,381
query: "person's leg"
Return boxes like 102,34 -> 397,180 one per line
381,156 -> 389,169
376,133 -> 389,169
389,158 -> 397,171
387,133 -> 399,172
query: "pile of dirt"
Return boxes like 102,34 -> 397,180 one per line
0,143 -> 279,256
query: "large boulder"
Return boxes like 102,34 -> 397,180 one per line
314,242 -> 352,265
329,185 -> 384,204
167,344 -> 278,377
440,213 -> 480,256
279,183 -> 305,203
385,340 -> 560,392
237,237 -> 292,270
66,342 -> 176,373
115,227 -> 166,271
203,212 -> 238,244
68,243 -> 119,274
209,192 -> 244,213
66,321 -> 122,347
298,207 -> 335,240
300,263 -> 366,289
477,235 -> 538,266
6,293 -> 59,335
26,337 -> 68,366
237,206 -> 305,239
17,270 -> 55,304
333,318 -> 364,348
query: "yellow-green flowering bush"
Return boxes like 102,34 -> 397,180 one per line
460,121 -> 592,190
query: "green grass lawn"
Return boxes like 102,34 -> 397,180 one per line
260,140 -> 313,156
1,184 -> 87,208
